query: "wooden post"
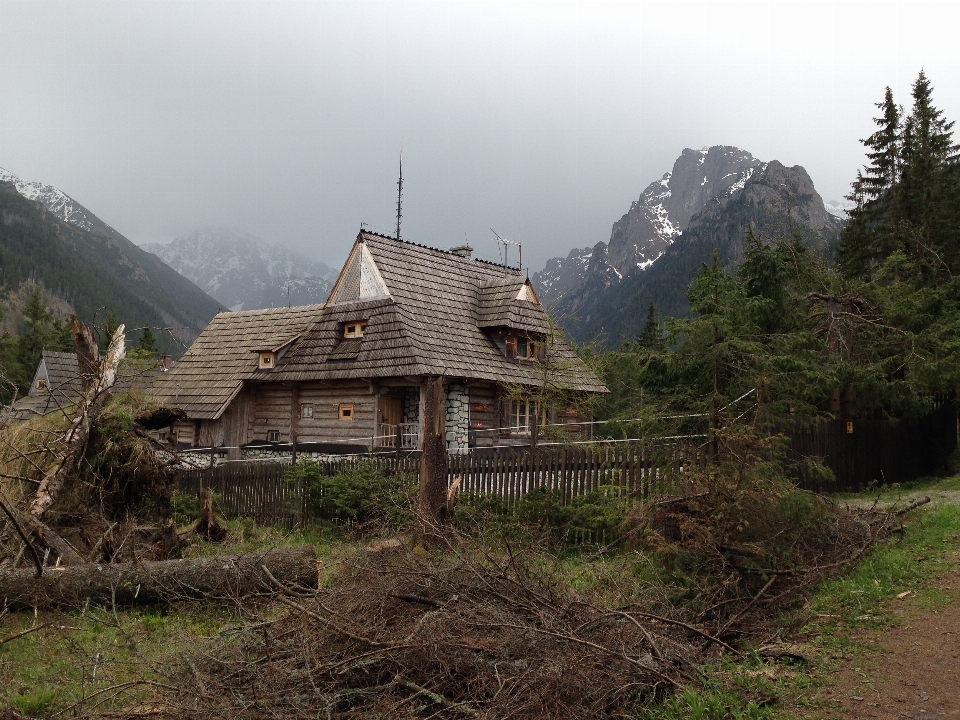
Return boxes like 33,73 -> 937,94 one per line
290,383 -> 300,465
418,376 -> 450,524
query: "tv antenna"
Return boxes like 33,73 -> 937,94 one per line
491,228 -> 521,275
395,150 -> 403,242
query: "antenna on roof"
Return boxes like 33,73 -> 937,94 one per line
491,228 -> 521,276
395,150 -> 403,242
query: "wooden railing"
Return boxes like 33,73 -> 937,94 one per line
374,423 -> 421,449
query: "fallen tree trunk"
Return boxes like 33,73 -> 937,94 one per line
29,317 -> 125,521
0,546 -> 317,610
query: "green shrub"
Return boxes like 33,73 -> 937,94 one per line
517,484 -> 629,545
171,489 -> 201,525
11,687 -> 57,717
287,461 -> 415,527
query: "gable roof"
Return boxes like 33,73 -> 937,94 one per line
30,351 -> 83,399
276,231 -> 605,392
149,304 -> 324,420
9,350 -> 158,422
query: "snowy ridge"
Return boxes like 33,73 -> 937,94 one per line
144,228 -> 337,311
0,167 -> 114,234
532,145 -> 766,305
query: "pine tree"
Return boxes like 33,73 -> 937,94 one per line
898,70 -> 960,272
99,312 -> 120,354
137,326 -> 159,356
838,88 -> 902,278
637,303 -> 661,348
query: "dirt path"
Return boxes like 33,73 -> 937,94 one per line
806,569 -> 960,719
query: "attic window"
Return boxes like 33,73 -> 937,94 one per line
338,404 -> 354,421
516,336 -> 538,360
259,352 -> 275,369
36,378 -> 47,391
344,322 -> 368,339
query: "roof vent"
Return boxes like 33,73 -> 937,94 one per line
449,244 -> 473,259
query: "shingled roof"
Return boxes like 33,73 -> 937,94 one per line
477,276 -> 550,334
149,304 -> 324,420
276,232 -> 605,393
30,351 -> 83,401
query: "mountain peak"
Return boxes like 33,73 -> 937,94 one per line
0,166 -> 121,239
533,145 -> 766,305
533,145 -> 841,344
144,228 -> 337,311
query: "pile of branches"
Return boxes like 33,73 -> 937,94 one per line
615,429 -> 925,639
129,482 -> 923,720
147,535 -> 718,719
0,317 -> 188,567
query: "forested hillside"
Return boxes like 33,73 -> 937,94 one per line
593,71 -> 960,453
0,182 -> 222,401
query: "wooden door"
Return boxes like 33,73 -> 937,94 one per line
381,397 -> 403,426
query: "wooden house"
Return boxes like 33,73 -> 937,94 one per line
149,231 -> 606,456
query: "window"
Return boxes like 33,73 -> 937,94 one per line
36,378 -> 47,391
259,352 -> 275,369
338,404 -> 354,421
511,334 -> 539,360
267,430 -> 281,442
510,399 -> 544,435
517,336 -> 537,359
300,404 -> 314,419
344,321 -> 368,339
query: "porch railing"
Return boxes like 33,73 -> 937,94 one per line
374,422 -> 421,449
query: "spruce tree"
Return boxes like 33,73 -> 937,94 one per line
137,325 -> 159,356
838,88 -> 902,278
898,70 -> 959,272
99,312 -> 120,354
637,303 -> 661,348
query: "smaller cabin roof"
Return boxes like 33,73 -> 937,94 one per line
149,304 -> 324,420
29,350 -> 83,399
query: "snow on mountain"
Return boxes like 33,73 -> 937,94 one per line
143,228 -> 337,311
0,166 -> 121,237
533,146 -> 765,305
824,198 -> 855,219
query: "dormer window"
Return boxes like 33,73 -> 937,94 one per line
516,336 -> 538,359
259,352 -> 275,369
344,321 -> 368,339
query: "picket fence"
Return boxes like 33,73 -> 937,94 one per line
174,443 -> 703,529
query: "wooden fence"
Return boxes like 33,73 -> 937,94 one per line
792,400 -> 958,492
174,443 -> 703,529
174,399 -> 959,528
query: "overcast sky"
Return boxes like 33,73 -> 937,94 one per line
2,1 -> 958,271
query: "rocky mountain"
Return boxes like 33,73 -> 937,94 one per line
0,169 -> 223,345
143,229 -> 336,311
0,167 -> 118,237
534,147 -> 765,305
533,146 -> 842,345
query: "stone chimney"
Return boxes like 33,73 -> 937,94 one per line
449,244 -> 473,259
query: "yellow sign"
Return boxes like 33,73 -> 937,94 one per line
846,421 -> 854,434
